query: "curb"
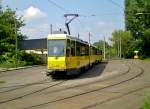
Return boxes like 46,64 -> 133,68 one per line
0,65 -> 45,74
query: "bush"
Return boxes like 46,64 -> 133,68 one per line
0,52 -> 14,63
0,55 -> 5,63
17,51 -> 43,65
0,50 -> 43,68
125,51 -> 134,59
0,60 -> 26,68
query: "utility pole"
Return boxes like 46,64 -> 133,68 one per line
120,36 -> 122,58
50,24 -> 53,34
15,17 -> 17,68
78,33 -> 80,39
118,39 -> 119,57
89,32 -> 91,66
88,32 -> 91,44
103,36 -> 106,60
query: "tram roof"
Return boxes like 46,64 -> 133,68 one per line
48,34 -> 88,44
48,34 -> 98,49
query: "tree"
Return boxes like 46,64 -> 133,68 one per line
125,0 -> 146,38
111,30 -> 133,58
93,40 -> 110,50
125,0 -> 150,58
142,29 -> 150,56
0,2 -> 26,64
0,6 -> 25,55
0,2 -> 43,66
93,40 -> 114,59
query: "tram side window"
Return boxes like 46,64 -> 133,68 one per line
66,49 -> 70,57
99,50 -> 102,55
91,47 -> 96,55
96,49 -> 98,55
90,46 -> 92,55
70,40 -> 75,56
97,49 -> 102,55
94,48 -> 97,55
76,42 -> 80,56
85,44 -> 89,56
91,47 -> 93,55
81,44 -> 86,56
66,39 -> 70,57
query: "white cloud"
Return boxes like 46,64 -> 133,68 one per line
20,20 -> 118,44
21,24 -> 50,39
97,21 -> 106,27
17,6 -> 47,21
71,21 -> 116,43
21,23 -> 67,39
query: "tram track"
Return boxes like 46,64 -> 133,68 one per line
0,80 -> 67,104
0,62 -> 129,105
0,61 -> 144,109
0,78 -> 51,93
0,66 -> 46,77
81,60 -> 147,109
82,84 -> 150,109
0,66 -> 49,93
32,63 -> 130,95
82,64 -> 145,109
21,61 -> 144,109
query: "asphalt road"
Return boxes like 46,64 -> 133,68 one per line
0,60 -> 150,109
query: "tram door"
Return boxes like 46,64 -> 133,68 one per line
66,39 -> 77,70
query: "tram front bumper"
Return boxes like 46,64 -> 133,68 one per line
46,69 -> 66,75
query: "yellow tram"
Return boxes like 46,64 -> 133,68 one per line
47,33 -> 102,76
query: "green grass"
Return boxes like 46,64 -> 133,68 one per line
143,58 -> 150,62
0,62 -> 16,68
0,61 -> 26,68
0,80 -> 6,84
142,94 -> 150,109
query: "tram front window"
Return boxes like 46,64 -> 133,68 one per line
48,40 -> 65,57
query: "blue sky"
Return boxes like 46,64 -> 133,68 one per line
2,0 -> 125,43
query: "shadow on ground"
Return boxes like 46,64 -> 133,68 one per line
50,61 -> 108,80
78,61 -> 108,79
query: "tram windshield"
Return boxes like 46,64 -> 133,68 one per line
48,40 -> 65,57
